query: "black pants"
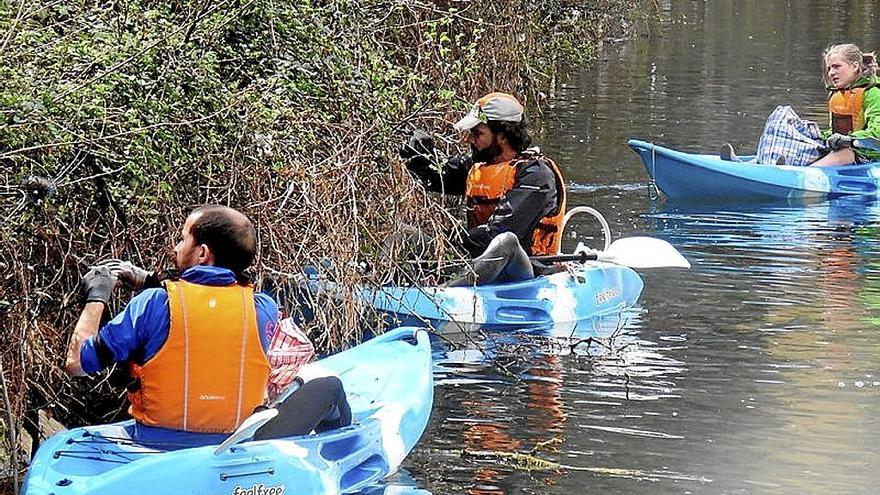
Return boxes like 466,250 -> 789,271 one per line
381,227 -> 554,286
447,232 -> 534,287
253,376 -> 352,439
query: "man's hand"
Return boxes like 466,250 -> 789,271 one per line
400,129 -> 435,159
446,152 -> 473,172
114,261 -> 157,290
827,133 -> 854,151
399,130 -> 436,169
80,266 -> 116,306
70,266 -> 115,376
65,302 -> 105,376
96,260 -> 162,291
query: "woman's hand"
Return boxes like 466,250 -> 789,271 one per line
826,133 -> 854,150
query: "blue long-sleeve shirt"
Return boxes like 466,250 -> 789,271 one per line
80,265 -> 279,374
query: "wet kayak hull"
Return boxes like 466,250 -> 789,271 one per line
308,263 -> 644,331
628,139 -> 880,200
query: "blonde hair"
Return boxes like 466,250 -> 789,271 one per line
822,43 -> 878,87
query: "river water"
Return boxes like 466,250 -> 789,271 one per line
392,1 -> 880,494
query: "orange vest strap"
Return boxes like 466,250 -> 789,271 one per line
531,157 -> 566,255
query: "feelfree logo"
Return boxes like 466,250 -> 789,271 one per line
595,287 -> 620,304
231,483 -> 285,495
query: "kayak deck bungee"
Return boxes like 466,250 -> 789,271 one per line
628,139 -> 880,200
23,327 -> 433,495
305,262 -> 644,331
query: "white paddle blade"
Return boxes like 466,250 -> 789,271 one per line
598,236 -> 691,269
213,407 -> 279,455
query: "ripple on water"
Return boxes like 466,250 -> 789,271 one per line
578,424 -> 685,440
412,6 -> 880,490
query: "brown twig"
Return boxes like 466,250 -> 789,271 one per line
0,357 -> 19,495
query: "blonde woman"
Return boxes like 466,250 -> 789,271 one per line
812,43 -> 880,166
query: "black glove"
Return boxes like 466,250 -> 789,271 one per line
97,260 -> 162,291
114,262 -> 156,290
80,266 -> 116,306
399,130 -> 436,170
827,133 -> 853,151
446,152 -> 473,172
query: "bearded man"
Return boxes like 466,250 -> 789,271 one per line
400,92 -> 567,285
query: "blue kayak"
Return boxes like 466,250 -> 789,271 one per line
23,328 -> 433,495
306,263 -> 644,331
628,139 -> 880,200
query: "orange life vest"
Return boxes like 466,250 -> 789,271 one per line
828,87 -> 867,135
128,280 -> 270,433
465,154 -> 567,255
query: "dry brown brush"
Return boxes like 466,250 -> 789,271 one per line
0,0 -> 639,486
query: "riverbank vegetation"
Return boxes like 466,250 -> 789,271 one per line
0,0 -> 641,488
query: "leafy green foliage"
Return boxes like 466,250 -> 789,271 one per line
0,0 -> 638,475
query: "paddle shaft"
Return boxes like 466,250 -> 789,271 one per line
407,252 -> 600,267
404,236 -> 689,269
531,252 -> 598,264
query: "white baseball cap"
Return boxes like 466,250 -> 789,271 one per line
453,92 -> 524,132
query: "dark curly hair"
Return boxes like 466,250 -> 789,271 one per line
487,116 -> 532,152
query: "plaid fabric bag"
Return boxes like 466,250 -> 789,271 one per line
755,106 -> 825,166
265,317 -> 315,402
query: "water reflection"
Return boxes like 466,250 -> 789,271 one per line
640,197 -> 880,492
406,1 -> 880,493
411,192 -> 880,493
408,311 -> 700,493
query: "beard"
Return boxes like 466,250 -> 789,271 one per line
471,140 -> 503,164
